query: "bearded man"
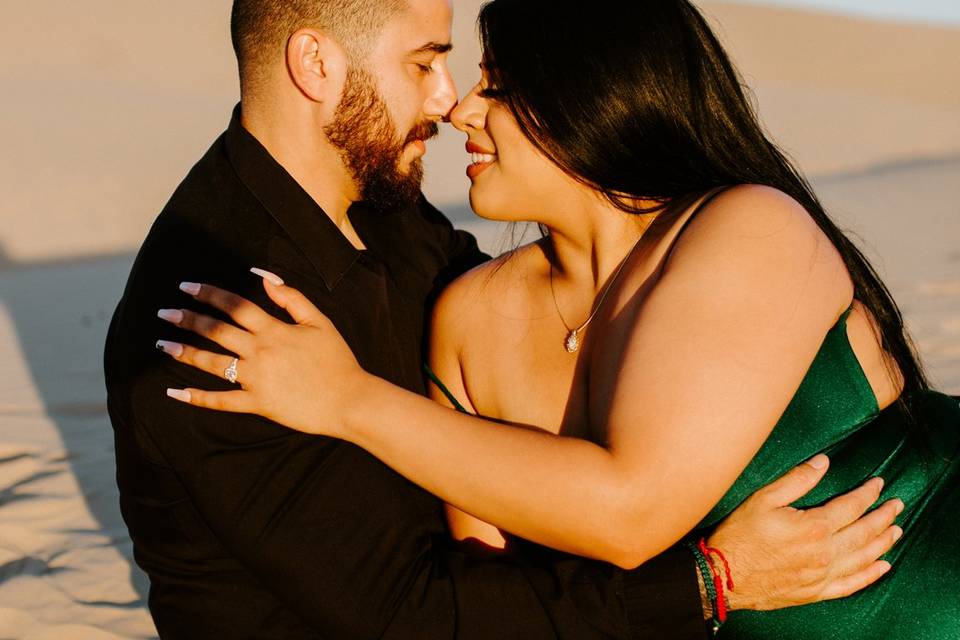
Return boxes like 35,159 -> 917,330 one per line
105,1 -> 898,637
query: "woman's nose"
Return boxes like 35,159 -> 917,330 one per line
450,86 -> 486,132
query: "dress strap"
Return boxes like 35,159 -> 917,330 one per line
837,300 -> 856,325
664,186 -> 734,263
423,363 -> 470,414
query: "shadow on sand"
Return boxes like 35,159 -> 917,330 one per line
0,243 -> 150,613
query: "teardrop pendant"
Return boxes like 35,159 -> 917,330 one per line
564,330 -> 581,353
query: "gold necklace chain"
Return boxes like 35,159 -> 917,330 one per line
549,234 -> 646,353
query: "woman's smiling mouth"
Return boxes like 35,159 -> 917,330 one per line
466,141 -> 497,178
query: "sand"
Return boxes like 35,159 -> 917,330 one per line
0,2 -> 957,637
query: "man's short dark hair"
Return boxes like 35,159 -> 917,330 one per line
231,0 -> 406,91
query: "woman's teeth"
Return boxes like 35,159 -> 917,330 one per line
471,152 -> 497,164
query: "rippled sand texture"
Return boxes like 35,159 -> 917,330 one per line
0,2 -> 956,638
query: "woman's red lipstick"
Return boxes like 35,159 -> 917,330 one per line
466,141 -> 497,179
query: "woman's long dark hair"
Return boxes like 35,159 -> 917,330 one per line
478,0 -> 929,424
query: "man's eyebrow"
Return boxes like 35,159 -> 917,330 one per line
409,42 -> 453,55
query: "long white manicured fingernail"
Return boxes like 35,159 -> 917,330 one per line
156,340 -> 184,357
179,282 -> 202,296
158,309 -> 184,324
167,388 -> 192,402
806,454 -> 828,470
250,268 -> 284,286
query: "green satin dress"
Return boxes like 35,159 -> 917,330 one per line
695,307 -> 960,638
426,307 -> 960,638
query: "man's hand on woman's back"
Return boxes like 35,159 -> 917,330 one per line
708,454 -> 902,612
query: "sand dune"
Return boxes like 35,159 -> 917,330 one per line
0,2 -> 957,638
0,256 -> 155,639
704,2 -> 960,174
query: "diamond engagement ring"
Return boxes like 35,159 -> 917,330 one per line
224,358 -> 239,384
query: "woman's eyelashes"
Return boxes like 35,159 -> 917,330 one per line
478,87 -> 507,99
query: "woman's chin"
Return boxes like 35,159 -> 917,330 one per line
468,191 -> 527,223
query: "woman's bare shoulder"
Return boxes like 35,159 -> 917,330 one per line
643,184 -> 855,350
670,184 -> 824,255
431,239 -> 547,338
664,185 -> 850,297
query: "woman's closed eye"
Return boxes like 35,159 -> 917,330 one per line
478,87 -> 508,100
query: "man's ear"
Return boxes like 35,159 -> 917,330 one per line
286,28 -> 348,103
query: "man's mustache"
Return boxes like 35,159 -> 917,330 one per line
405,120 -> 440,145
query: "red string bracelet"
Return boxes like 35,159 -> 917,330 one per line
698,538 -> 735,624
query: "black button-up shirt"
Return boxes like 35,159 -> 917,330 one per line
104,107 -> 706,639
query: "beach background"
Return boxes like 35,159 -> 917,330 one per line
0,1 -> 957,637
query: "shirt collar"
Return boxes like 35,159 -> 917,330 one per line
223,104 -> 360,291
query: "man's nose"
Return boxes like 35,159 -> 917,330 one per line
424,68 -> 459,121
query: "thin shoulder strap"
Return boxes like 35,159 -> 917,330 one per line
664,186 -> 733,263
423,362 -> 470,414
837,300 -> 856,324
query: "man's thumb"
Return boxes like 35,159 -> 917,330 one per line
760,454 -> 830,508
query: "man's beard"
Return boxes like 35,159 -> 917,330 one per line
325,68 -> 439,211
